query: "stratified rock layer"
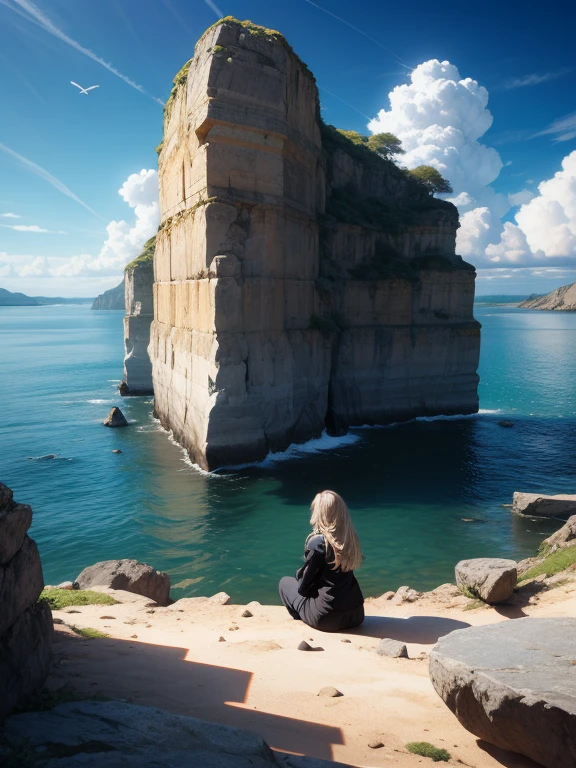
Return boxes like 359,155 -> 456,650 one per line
0,482 -> 53,721
429,618 -> 576,768
122,237 -> 155,395
150,18 -> 481,470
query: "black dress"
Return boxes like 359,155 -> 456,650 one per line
278,534 -> 364,631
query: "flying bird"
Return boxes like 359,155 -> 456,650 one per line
70,81 -> 99,95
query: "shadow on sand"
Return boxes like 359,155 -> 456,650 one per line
348,614 -> 470,644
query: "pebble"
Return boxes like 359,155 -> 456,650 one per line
218,636 -> 226,642
67,609 -> 81,614
367,740 -> 385,749
298,641 -> 312,651
318,687 -> 343,698
130,634 -> 138,639
53,617 -> 64,625
146,609 -> 155,614
241,609 -> 253,618
229,626 -> 239,631
341,639 -> 351,643
99,615 -> 116,620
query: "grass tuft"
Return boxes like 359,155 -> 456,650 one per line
406,742 -> 451,762
69,626 -> 109,639
125,235 -> 156,272
39,589 -> 118,611
518,547 -> 576,583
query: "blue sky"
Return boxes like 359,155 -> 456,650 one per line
1,0 -> 575,296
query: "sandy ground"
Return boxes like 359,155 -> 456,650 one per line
47,579 -> 576,768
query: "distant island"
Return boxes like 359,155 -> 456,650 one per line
92,280 -> 124,310
0,288 -> 93,306
519,282 -> 576,311
474,295 -> 529,306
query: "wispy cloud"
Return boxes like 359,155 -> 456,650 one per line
203,0 -> 223,19
0,0 -> 165,106
534,112 -> 576,142
302,0 -> 409,69
0,212 -> 21,218
0,141 -> 101,218
502,68 -> 572,90
1,224 -> 67,233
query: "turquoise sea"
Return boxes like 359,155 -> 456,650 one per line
1,304 -> 575,603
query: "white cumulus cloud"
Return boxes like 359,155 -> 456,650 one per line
368,59 -> 509,259
508,190 -> 535,207
1,224 -> 67,233
0,212 -> 21,218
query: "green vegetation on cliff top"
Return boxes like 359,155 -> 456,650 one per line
406,742 -> 451,762
39,589 -> 119,610
125,236 -> 156,272
518,547 -> 576,583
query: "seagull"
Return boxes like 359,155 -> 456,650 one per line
70,81 -> 99,95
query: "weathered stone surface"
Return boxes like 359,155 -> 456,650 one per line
429,618 -> 576,768
0,536 -> 45,635
103,407 -> 129,428
75,559 -> 170,605
318,687 -> 342,697
2,700 -> 347,767
0,501 -> 32,566
0,480 -> 13,507
391,586 -> 421,605
150,18 -> 480,471
455,558 -> 517,604
543,515 -> 576,549
513,491 -> 576,519
169,592 -> 231,609
122,238 -> 155,395
376,639 -> 408,658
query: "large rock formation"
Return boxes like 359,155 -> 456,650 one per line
519,281 -> 576,310
122,237 -> 155,395
429,618 -> 576,768
74,559 -> 171,605
513,491 -> 576,519
92,280 -> 125,310
0,482 -> 53,721
150,18 -> 481,470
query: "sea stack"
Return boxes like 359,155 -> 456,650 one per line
121,236 -> 155,395
149,18 -> 481,470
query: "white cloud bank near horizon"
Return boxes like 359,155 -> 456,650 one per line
0,169 -> 159,292
368,60 -> 576,272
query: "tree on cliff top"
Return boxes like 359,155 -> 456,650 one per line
335,129 -> 405,160
408,166 -> 453,195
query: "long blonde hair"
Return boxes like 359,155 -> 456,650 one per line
308,490 -> 362,572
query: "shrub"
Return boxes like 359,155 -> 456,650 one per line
518,547 -> 576,583
40,589 -> 118,611
406,742 -> 451,762
69,626 -> 109,639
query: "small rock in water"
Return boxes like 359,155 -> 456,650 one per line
376,638 -> 409,658
57,581 -> 74,590
103,407 -> 129,428
241,609 -> 253,618
118,381 -> 130,396
498,420 -> 514,428
112,449 -> 122,454
318,687 -> 342,698
367,740 -> 385,749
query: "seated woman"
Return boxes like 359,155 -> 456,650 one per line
279,490 -> 364,632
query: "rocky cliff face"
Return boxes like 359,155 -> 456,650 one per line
150,18 -> 480,470
0,482 -> 53,720
519,282 -> 576,310
122,237 -> 155,395
92,281 -> 125,310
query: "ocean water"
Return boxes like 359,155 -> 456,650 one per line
1,304 -> 575,604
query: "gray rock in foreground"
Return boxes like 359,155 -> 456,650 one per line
455,557 -> 517,604
376,638 -> 408,658
429,618 -> 576,768
2,700 -> 349,767
74,559 -> 170,605
513,491 -> 576,519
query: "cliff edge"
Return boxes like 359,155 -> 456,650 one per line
92,281 -> 125,310
150,18 -> 480,470
519,281 -> 576,310
122,237 -> 155,395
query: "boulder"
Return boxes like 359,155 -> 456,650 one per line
512,492 -> 576,519
0,536 -> 45,635
0,601 -> 53,721
376,638 -> 408,658
391,586 -> 420,605
543,515 -> 576,550
0,501 -> 33,565
103,407 -> 129,428
455,558 -> 517,604
74,559 -> 170,605
2,699 -> 345,767
429,618 -> 576,768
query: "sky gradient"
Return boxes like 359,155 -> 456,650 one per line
1,0 -> 575,296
